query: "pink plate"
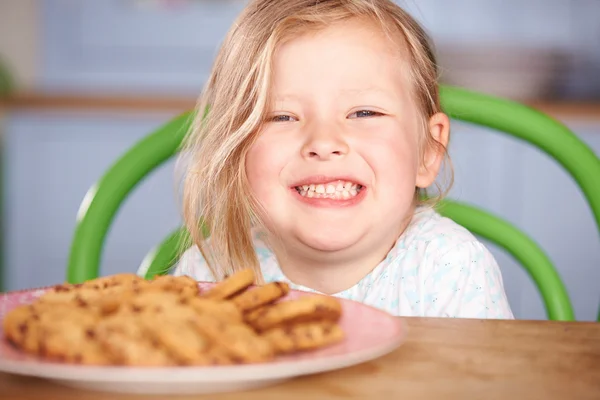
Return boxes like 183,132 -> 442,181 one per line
0,283 -> 406,395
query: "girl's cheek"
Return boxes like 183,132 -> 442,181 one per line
246,138 -> 291,190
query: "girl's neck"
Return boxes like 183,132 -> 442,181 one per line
267,214 -> 414,295
277,248 -> 393,295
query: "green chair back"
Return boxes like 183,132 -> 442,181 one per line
67,86 -> 600,321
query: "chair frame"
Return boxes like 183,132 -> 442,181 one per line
67,86 -> 600,321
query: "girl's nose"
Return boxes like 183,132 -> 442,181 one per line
301,126 -> 349,161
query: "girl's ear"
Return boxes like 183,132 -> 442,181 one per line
416,112 -> 450,188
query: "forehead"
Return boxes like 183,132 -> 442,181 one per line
270,18 -> 411,98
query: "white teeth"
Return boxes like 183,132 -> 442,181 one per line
294,180 -> 363,200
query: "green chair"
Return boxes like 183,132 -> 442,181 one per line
67,85 -> 600,321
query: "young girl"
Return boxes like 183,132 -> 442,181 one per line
173,0 -> 514,319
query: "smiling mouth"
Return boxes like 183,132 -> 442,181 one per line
294,180 -> 364,200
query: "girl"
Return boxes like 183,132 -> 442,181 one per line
173,0 -> 514,319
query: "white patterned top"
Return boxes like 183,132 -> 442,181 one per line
172,207 -> 514,319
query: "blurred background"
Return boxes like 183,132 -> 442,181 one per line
0,0 -> 598,320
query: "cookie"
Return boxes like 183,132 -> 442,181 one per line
4,302 -> 66,347
190,313 -> 275,363
185,297 -> 243,323
47,273 -> 144,295
95,315 -> 175,366
147,274 -> 200,297
4,302 -> 109,364
38,273 -> 146,307
231,281 -> 290,312
79,273 -> 145,290
201,268 -> 256,300
139,315 -> 211,365
39,309 -> 109,365
3,304 -> 36,348
262,321 -> 345,354
114,290 -> 194,318
202,346 -> 235,366
37,286 -> 112,307
245,294 -> 342,332
2,270 -> 346,366
95,276 -> 201,316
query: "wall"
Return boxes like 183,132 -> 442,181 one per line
0,0 -> 39,90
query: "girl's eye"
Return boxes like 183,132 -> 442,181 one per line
348,110 -> 383,119
270,114 -> 297,122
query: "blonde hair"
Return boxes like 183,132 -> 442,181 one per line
179,0 -> 452,280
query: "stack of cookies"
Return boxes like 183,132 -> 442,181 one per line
2,269 -> 345,366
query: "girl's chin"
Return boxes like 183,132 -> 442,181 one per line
295,231 -> 363,253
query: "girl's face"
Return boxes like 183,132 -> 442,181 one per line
246,19 -> 447,261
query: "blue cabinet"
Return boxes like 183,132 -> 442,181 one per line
38,0 -> 600,97
40,0 -> 246,94
2,110 -> 183,290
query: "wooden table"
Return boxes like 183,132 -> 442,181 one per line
1,317 -> 599,399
